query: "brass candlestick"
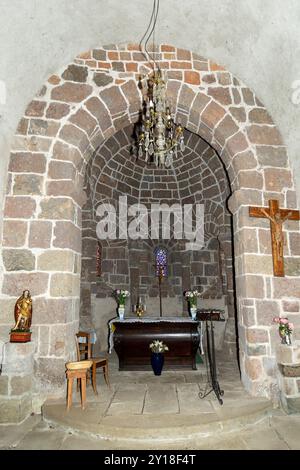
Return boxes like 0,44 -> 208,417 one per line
135,297 -> 145,318
136,304 -> 145,318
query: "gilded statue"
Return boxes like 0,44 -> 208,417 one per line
12,289 -> 32,331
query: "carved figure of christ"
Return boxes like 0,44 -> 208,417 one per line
249,199 -> 300,277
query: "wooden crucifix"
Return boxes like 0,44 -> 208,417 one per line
249,199 -> 300,277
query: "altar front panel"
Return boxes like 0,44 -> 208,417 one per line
110,318 -> 200,371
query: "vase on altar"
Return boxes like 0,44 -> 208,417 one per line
189,305 -> 197,320
151,352 -> 164,376
118,305 -> 125,320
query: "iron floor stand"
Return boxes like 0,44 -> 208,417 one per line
199,318 -> 224,405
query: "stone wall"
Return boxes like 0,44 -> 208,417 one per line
0,342 -> 34,424
1,1 -> 300,219
80,125 -> 233,345
276,342 -> 300,413
0,43 -> 299,421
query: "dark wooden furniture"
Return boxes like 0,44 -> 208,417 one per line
110,318 -> 200,371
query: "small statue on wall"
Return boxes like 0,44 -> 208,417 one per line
10,289 -> 33,343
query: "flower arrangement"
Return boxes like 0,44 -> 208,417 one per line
149,340 -> 169,353
273,317 -> 294,344
113,289 -> 130,306
184,289 -> 200,307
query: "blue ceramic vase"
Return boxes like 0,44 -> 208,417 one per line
151,352 -> 164,375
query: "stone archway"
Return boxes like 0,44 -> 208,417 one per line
80,126 -> 233,355
1,43 -> 299,421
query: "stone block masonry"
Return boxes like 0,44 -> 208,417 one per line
276,342 -> 300,413
0,343 -> 34,424
0,42 -> 298,419
81,126 -> 232,320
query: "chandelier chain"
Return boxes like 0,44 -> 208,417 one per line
134,0 -> 185,168
139,0 -> 159,71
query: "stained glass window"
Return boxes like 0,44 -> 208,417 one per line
154,247 -> 168,277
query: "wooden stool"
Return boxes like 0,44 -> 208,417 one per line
66,360 -> 92,411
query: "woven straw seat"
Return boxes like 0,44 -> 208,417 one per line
65,360 -> 93,410
66,360 -> 93,370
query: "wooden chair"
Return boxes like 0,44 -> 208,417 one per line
65,360 -> 93,411
75,331 -> 110,395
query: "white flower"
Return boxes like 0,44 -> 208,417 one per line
184,289 -> 200,300
149,339 -> 169,353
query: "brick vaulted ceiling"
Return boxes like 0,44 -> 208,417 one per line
81,125 -> 234,314
84,125 -> 231,243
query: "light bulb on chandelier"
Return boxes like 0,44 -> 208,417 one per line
133,0 -> 185,168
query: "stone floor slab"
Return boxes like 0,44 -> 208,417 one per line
106,384 -> 146,416
137,373 -> 187,384
143,384 -> 179,414
0,415 -> 40,449
184,374 -> 206,384
270,415 -> 300,450
48,402 -> 108,425
241,426 -> 290,450
60,434 -> 117,450
14,428 -> 66,450
197,435 -> 248,450
177,383 -> 214,413
3,355 -> 294,450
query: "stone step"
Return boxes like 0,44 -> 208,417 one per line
42,398 -> 272,447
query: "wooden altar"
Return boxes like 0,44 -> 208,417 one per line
109,317 -> 200,371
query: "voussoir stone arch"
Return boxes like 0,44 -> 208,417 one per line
1,43 -> 299,404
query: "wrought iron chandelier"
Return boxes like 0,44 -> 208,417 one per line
134,0 -> 185,168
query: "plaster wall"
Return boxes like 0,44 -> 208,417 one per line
0,0 -> 300,224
